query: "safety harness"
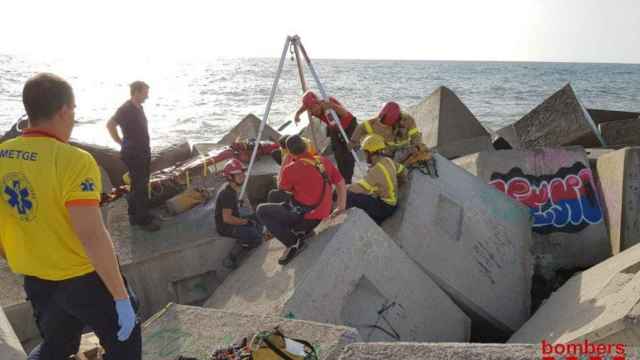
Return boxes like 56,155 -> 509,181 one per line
287,156 -> 329,216
362,118 -> 420,149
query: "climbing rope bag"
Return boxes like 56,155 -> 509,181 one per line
205,327 -> 319,360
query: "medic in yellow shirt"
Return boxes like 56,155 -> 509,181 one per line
0,73 -> 141,359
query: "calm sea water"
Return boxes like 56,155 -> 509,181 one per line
1,53 -> 639,150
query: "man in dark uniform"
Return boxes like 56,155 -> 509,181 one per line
106,81 -> 160,231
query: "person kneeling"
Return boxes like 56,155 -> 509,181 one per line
257,135 -> 346,265
347,134 -> 407,225
215,159 -> 266,269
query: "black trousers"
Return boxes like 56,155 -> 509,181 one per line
121,152 -> 152,225
24,272 -> 141,360
256,190 -> 319,247
347,191 -> 397,225
328,119 -> 357,184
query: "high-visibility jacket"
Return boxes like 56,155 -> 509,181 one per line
349,157 -> 406,206
351,112 -> 422,152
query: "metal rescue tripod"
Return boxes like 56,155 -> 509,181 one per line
238,35 -> 364,202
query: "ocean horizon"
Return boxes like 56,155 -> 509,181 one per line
2,53 -> 639,150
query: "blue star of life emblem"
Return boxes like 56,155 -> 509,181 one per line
81,178 -> 96,192
2,172 -> 37,221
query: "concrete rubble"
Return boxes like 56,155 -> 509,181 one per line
509,243 -> 640,346
1,303 -> 26,360
596,147 -> 640,255
217,113 -> 281,145
383,153 -> 532,335
454,147 -> 610,273
206,208 -> 471,343
498,84 -> 605,149
407,86 -> 493,159
600,117 -> 640,147
338,342 -> 540,360
142,303 -> 360,360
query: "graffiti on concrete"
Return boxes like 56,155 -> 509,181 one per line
489,162 -> 603,234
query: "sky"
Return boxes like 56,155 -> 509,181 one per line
1,0 -> 639,64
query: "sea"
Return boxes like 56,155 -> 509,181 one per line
1,53 -> 639,150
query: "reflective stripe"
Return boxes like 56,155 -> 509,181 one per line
363,120 -> 374,135
376,158 -> 397,206
397,163 -> 405,175
357,179 -> 377,193
408,127 -> 419,136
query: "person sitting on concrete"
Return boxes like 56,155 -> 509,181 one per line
347,134 -> 407,225
351,101 -> 427,165
294,90 -> 358,184
215,159 -> 266,269
257,135 -> 346,265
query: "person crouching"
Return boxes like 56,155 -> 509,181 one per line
257,135 -> 346,265
214,159 -> 265,269
347,134 -> 407,225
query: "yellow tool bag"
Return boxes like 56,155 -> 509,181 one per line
206,327 -> 318,360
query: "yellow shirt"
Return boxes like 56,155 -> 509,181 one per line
0,130 -> 101,280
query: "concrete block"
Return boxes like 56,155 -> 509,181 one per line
142,304 -> 359,360
509,243 -> 640,346
0,263 -> 39,350
596,147 -> 640,254
509,84 -> 605,148
0,305 -> 26,360
588,108 -> 640,125
206,208 -> 470,343
601,117 -> 640,147
407,86 -> 492,159
339,343 -> 540,360
105,198 -> 236,319
217,114 -> 281,145
150,141 -> 193,172
383,154 -> 532,333
454,148 -> 610,272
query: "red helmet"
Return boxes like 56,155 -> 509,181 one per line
302,90 -> 320,109
223,158 -> 246,177
379,101 -> 401,126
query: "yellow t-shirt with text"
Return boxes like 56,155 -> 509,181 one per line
0,131 -> 101,280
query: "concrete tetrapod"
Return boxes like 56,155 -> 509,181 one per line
600,117 -> 640,147
407,86 -> 492,159
596,147 -> 640,255
454,147 -> 610,273
205,208 -> 471,343
338,343 -> 540,360
142,303 -> 360,360
509,243 -> 640,346
217,113 -> 281,145
498,84 -> 605,149
105,198 -> 236,320
1,303 -> 26,360
384,153 -> 533,335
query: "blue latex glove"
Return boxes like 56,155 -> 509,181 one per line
115,298 -> 136,341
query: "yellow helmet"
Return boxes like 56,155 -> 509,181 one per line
361,134 -> 386,153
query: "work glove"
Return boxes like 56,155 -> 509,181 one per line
115,298 -> 136,341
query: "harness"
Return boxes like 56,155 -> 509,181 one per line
363,118 -> 420,150
288,156 -> 329,216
